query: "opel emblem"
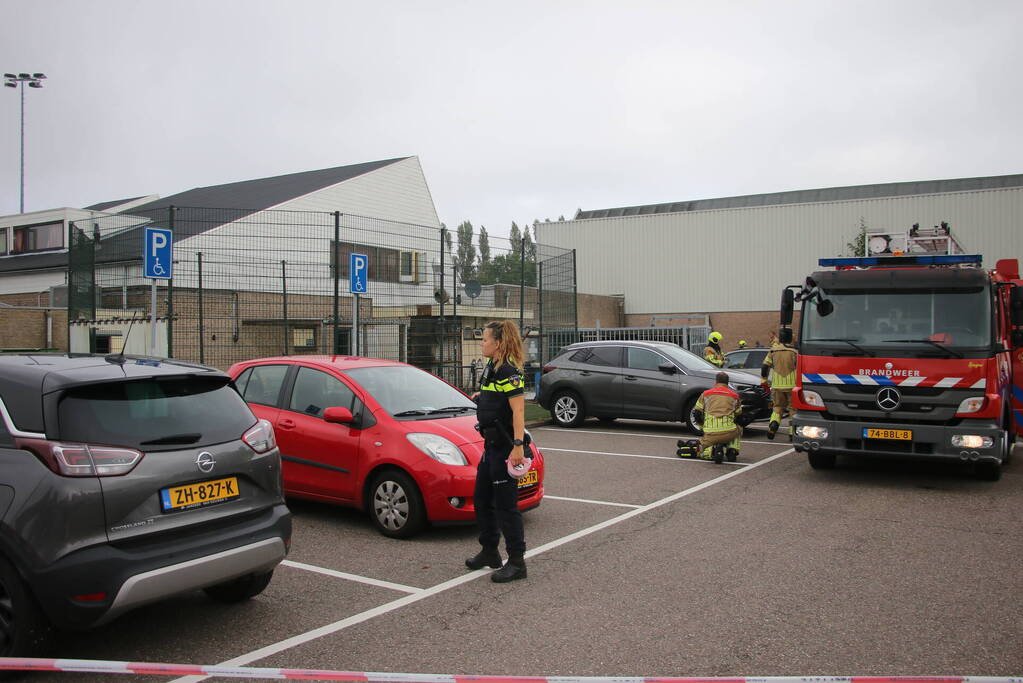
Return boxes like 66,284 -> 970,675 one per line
876,387 -> 901,411
196,451 -> 216,473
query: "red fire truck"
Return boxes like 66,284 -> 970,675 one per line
778,226 -> 1023,480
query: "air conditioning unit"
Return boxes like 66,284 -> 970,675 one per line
400,251 -> 419,283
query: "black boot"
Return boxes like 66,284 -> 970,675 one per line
712,444 -> 725,464
767,420 -> 779,440
726,447 -> 739,462
465,547 -> 502,570
491,555 -> 527,582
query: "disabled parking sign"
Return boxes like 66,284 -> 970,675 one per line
144,227 -> 173,279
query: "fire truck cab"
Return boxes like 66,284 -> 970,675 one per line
779,225 -> 1023,480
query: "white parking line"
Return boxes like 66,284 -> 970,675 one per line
536,427 -> 683,440
544,495 -> 642,509
542,446 -> 748,466
281,560 -> 423,594
171,448 -> 794,683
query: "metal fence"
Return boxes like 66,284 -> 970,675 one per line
67,207 -> 576,392
545,325 -> 711,361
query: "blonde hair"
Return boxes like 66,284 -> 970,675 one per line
485,320 -> 525,370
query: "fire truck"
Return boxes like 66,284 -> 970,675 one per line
778,224 -> 1023,480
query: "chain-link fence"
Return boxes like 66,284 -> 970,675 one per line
67,207 -> 576,392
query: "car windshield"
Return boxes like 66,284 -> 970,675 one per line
57,376 -> 257,450
652,344 -> 719,372
346,365 -> 476,418
802,286 -> 991,353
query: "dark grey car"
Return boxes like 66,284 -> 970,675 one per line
0,354 -> 291,655
537,340 -> 770,432
724,347 -> 769,371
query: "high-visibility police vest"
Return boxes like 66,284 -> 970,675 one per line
763,345 -> 798,390
696,384 -> 740,433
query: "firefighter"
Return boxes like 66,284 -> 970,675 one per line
704,331 -> 725,367
737,339 -> 747,349
761,336 -> 798,440
676,372 -> 742,463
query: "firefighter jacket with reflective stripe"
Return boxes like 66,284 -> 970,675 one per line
762,345 -> 798,390
696,384 -> 741,433
477,360 -> 525,429
704,343 -> 724,367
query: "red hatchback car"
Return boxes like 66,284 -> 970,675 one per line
227,356 -> 545,538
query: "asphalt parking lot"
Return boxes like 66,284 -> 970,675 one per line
20,419 -> 1023,682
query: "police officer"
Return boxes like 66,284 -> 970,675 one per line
761,336 -> 798,439
704,331 -> 725,367
465,320 -> 529,582
677,372 -> 742,463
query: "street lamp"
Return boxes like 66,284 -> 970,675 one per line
4,72 -> 47,214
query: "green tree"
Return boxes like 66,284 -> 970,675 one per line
845,217 -> 868,256
455,221 -> 477,284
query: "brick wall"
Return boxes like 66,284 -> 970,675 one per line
0,307 -> 68,350
578,293 -> 624,328
623,309 -> 801,352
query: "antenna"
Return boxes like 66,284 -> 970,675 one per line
106,310 -> 140,365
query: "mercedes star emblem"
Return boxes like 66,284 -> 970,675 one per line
876,387 -> 901,412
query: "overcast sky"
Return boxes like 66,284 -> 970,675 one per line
1,0 -> 1021,236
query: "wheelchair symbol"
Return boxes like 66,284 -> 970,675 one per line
151,260 -> 166,276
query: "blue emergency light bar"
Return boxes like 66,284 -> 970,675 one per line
818,254 -> 983,268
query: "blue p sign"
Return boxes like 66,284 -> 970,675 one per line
144,227 -> 173,279
350,252 -> 368,293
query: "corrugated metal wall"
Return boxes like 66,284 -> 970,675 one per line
537,186 -> 1023,314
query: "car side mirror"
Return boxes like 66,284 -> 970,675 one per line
324,406 -> 354,425
780,288 -> 794,325
658,362 -> 678,374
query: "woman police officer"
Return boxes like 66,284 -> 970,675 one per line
464,320 -> 529,582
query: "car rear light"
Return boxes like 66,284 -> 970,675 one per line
71,592 -> 108,602
242,419 -> 276,453
14,438 -> 143,477
542,365 -> 556,374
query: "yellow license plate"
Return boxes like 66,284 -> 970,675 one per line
863,428 -> 912,441
517,470 -> 538,487
160,477 -> 239,512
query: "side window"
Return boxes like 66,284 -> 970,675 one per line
627,348 -> 667,372
587,346 -> 622,367
289,367 -> 356,417
240,365 -> 289,406
725,351 -> 748,369
750,350 -> 768,368
568,349 -> 591,363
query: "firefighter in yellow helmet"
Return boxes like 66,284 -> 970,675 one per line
704,331 -> 724,367
737,340 -> 747,349
761,336 -> 798,439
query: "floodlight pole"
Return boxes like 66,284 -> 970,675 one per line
3,72 -> 47,214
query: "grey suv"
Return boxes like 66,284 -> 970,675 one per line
538,340 -> 770,432
0,354 -> 291,655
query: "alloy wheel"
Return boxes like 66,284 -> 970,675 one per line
374,480 -> 410,531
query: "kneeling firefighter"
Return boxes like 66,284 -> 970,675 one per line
465,320 -> 530,583
677,372 -> 746,463
704,331 -> 725,367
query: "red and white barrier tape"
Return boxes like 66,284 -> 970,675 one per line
0,660 -> 1019,683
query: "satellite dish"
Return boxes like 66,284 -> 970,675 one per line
433,288 -> 450,304
464,280 -> 482,299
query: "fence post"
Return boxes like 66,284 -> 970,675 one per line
519,235 -> 525,332
167,206 -> 175,358
282,259 -> 289,356
333,211 -> 340,354
197,251 -> 204,365
538,260 -> 544,366
572,248 -> 578,332
439,226 -> 446,379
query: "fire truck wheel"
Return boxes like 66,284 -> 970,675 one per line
807,452 -> 836,470
975,461 -> 1001,482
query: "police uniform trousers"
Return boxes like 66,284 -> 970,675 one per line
474,439 -> 525,556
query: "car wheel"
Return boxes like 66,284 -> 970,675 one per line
807,452 -> 836,470
203,570 -> 274,603
551,390 -> 586,428
370,470 -> 427,538
0,555 -> 50,657
976,461 -> 1002,482
684,397 -> 703,435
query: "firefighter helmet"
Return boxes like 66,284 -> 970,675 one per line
708,331 -> 722,344
738,339 -> 747,348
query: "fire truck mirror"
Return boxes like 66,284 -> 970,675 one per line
1011,329 -> 1023,349
1010,285 -> 1023,326
780,288 -> 794,325
778,327 -> 793,345
816,298 -> 834,317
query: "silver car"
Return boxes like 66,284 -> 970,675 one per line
0,353 -> 291,656
537,340 -> 769,432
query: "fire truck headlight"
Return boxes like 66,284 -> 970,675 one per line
951,434 -> 993,449
956,396 -> 986,414
801,390 -> 825,408
796,425 -> 828,439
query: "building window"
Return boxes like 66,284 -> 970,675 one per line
292,327 -> 316,350
331,241 -> 405,284
0,228 -> 7,255
12,221 -> 64,254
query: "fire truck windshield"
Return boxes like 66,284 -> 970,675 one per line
801,286 -> 991,354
